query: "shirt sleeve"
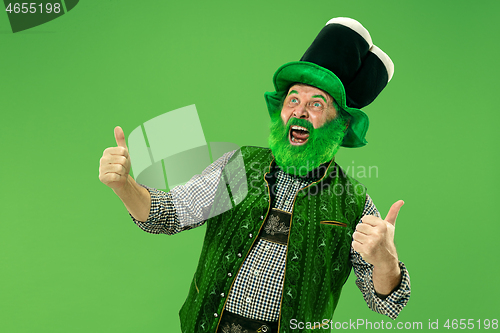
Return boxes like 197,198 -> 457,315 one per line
130,150 -> 236,235
350,194 -> 411,320
129,185 -> 179,235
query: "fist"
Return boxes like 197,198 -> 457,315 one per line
99,126 -> 131,190
352,200 -> 404,268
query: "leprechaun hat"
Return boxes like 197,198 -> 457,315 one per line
265,17 -> 394,148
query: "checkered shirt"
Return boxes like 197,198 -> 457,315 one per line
130,151 -> 411,321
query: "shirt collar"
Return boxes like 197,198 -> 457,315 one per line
268,159 -> 334,182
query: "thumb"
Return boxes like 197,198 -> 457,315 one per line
384,200 -> 404,226
114,126 -> 127,148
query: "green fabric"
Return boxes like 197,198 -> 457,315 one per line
268,114 -> 346,176
179,146 -> 366,333
264,61 -> 370,148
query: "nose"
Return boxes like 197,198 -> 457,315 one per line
292,103 -> 308,119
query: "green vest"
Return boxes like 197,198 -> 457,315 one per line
179,146 -> 366,332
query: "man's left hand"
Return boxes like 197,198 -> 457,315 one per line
352,200 -> 404,269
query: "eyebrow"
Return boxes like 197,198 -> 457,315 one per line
287,90 -> 299,96
312,95 -> 327,103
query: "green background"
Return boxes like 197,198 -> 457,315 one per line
1,1 -> 499,332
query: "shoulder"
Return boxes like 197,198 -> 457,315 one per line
239,146 -> 271,155
237,146 -> 273,163
333,162 -> 367,195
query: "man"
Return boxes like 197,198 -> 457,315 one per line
99,17 -> 410,332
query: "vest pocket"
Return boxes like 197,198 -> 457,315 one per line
320,220 -> 348,228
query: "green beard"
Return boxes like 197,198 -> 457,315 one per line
268,115 -> 347,176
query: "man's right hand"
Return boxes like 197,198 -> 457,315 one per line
99,126 -> 131,191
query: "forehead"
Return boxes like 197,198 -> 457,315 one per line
287,84 -> 330,100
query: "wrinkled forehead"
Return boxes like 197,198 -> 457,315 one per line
287,83 -> 332,101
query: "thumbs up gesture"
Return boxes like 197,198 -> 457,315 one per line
99,126 -> 132,191
352,200 -> 404,268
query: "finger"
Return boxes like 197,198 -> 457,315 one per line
355,223 -> 374,235
351,240 -> 365,256
360,215 -> 379,227
103,163 -> 127,176
352,230 -> 369,244
114,126 -> 128,148
100,172 -> 121,184
384,200 -> 404,226
103,146 -> 129,158
101,154 -> 128,165
99,164 -> 126,177
355,223 -> 373,236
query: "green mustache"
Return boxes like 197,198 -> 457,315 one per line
286,117 -> 315,135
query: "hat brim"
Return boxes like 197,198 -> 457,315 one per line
264,61 -> 369,148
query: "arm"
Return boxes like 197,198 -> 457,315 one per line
131,149 -> 237,234
113,175 -> 151,222
372,258 -> 401,296
99,126 -> 237,233
351,194 -> 411,319
352,251 -> 411,319
99,126 -> 151,222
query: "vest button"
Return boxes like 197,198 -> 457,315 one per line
214,313 -> 218,317
249,233 -> 253,238
227,272 -> 232,277
220,293 -> 225,297
237,253 -> 242,258
260,215 -> 264,220
259,325 -> 269,332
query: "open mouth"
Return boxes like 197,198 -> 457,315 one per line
289,125 -> 310,146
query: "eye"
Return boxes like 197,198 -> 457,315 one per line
290,98 -> 299,104
313,102 -> 322,107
